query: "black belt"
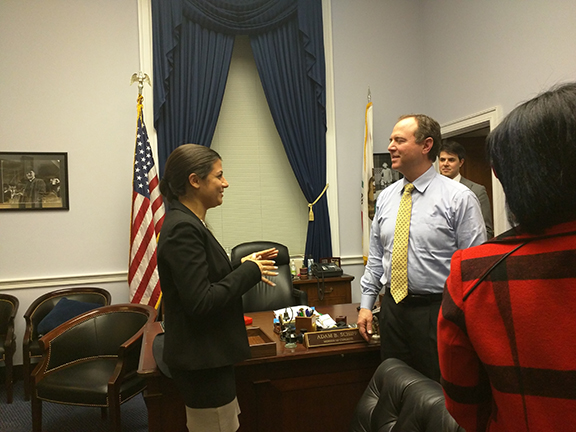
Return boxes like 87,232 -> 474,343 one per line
385,289 -> 443,306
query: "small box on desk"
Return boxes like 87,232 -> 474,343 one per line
247,327 -> 277,358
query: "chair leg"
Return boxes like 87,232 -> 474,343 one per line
31,394 -> 42,432
23,355 -> 30,401
5,353 -> 13,404
109,402 -> 122,432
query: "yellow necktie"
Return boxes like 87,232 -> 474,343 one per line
390,183 -> 415,303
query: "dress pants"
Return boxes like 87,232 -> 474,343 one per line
379,290 -> 442,381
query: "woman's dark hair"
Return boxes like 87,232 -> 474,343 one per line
159,144 -> 221,203
487,82 -> 576,233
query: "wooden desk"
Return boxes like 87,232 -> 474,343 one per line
138,303 -> 380,432
293,274 -> 354,306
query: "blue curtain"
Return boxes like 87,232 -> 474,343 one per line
152,0 -> 331,260
152,0 -> 234,176
250,2 -> 331,260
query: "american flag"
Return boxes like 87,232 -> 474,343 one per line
129,95 -> 165,306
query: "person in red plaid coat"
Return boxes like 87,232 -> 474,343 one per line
438,82 -> 576,431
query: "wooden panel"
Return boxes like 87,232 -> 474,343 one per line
293,275 -> 353,306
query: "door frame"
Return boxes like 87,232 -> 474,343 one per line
441,106 -> 510,236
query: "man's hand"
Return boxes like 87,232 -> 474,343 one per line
357,307 -> 374,342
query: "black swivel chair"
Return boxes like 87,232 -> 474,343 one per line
0,293 -> 19,403
231,241 -> 307,313
349,358 -> 464,432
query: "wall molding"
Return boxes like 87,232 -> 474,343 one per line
0,272 -> 128,291
322,0 -> 340,257
440,106 -> 511,236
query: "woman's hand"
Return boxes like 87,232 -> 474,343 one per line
241,247 -> 279,263
242,248 -> 279,286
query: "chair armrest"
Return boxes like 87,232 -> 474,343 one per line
110,311 -> 157,385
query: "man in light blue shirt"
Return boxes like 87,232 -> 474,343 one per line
357,114 -> 486,381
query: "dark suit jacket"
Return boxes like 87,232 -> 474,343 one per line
460,176 -> 494,238
157,200 -> 261,371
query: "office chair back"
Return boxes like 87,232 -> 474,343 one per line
0,293 -> 19,403
231,241 -> 307,313
22,287 -> 111,400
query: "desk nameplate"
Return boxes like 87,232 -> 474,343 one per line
304,327 -> 365,348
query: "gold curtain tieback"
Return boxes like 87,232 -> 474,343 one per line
308,183 -> 329,221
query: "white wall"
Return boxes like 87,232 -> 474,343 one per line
421,0 -> 576,122
330,0 -> 427,300
0,1 -> 139,364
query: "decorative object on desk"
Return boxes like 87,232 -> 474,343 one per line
244,316 -> 253,325
370,306 -> 381,344
319,256 -> 342,268
0,152 -> 69,211
295,316 -> 315,335
299,267 -> 308,279
284,332 -> 297,349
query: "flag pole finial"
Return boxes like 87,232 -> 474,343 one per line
130,71 -> 151,96
367,86 -> 371,102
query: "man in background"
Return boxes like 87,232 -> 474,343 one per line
22,169 -> 46,209
439,140 -> 494,238
357,114 -> 486,381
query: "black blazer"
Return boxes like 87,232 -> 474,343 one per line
157,201 -> 261,370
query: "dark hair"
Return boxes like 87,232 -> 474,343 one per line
439,140 -> 466,160
398,114 -> 441,161
159,144 -> 221,203
487,82 -> 576,232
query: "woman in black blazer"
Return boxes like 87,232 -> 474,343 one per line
157,144 -> 278,432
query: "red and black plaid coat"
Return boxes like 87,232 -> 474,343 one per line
438,220 -> 576,431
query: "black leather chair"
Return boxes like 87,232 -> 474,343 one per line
349,358 -> 464,432
31,303 -> 157,432
22,287 -> 112,400
231,241 -> 307,313
0,293 -> 19,403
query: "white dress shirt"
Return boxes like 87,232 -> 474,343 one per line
360,165 -> 486,310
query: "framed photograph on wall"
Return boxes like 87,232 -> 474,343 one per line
0,152 -> 69,211
373,153 -> 403,199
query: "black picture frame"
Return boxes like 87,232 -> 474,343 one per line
373,153 -> 403,197
0,152 -> 69,211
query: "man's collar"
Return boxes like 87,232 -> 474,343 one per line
401,165 -> 436,194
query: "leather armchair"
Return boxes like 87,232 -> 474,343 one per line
31,303 -> 157,432
22,287 -> 111,400
231,241 -> 307,313
349,358 -> 464,432
0,293 -> 19,403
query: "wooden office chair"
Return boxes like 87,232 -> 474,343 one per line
231,241 -> 307,313
31,303 -> 157,432
22,287 -> 112,400
0,293 -> 19,403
